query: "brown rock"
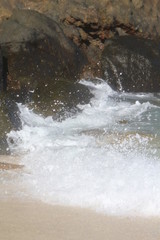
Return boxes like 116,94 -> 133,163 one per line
101,36 -> 160,92
1,0 -> 160,64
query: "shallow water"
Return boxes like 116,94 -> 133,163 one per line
5,78 -> 160,216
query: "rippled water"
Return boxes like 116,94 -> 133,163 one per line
6,79 -> 160,216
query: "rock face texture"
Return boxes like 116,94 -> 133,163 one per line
0,10 -> 91,116
0,9 -> 86,84
101,36 -> 160,92
1,0 -> 160,54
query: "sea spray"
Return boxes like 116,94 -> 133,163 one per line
7,79 -> 160,216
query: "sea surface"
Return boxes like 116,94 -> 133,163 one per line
3,79 -> 160,216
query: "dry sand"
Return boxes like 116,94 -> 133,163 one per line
0,200 -> 160,240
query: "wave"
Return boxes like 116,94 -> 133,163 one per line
7,79 -> 160,216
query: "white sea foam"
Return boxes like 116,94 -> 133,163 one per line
7,79 -> 160,216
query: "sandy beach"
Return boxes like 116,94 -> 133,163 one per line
0,200 -> 160,240
0,155 -> 160,240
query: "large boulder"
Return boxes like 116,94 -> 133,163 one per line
101,36 -> 160,92
0,9 -> 86,76
0,9 -> 92,117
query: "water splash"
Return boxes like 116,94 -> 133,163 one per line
7,79 -> 160,216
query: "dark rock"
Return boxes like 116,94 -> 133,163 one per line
0,137 -> 10,155
1,0 -> 160,67
0,99 -> 13,154
0,9 -> 87,82
0,9 -> 91,119
5,98 -> 22,130
29,80 -> 93,118
101,36 -> 160,92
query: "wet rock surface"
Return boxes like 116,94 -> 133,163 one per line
0,100 -> 12,154
101,36 -> 160,92
0,9 -> 86,72
0,10 -> 90,114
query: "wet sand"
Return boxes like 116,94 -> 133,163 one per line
0,200 -> 160,240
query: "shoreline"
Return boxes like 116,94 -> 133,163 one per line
0,155 -> 160,239
0,199 -> 160,240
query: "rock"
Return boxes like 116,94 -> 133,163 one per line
42,0 -> 160,66
101,36 -> 160,92
0,99 -> 13,154
0,9 -> 92,119
4,98 -> 22,130
0,8 -> 87,78
28,80 -> 93,118
1,0 -> 160,66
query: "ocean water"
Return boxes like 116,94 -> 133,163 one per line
6,79 -> 160,216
